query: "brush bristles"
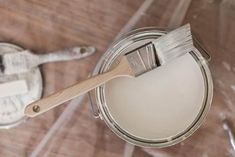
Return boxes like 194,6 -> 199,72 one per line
125,24 -> 194,76
153,24 -> 193,64
126,43 -> 157,76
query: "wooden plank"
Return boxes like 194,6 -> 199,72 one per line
0,0 -> 234,156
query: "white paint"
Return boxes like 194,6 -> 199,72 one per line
0,43 -> 42,127
3,47 -> 94,75
222,61 -> 231,71
0,80 -> 28,98
105,54 -> 205,140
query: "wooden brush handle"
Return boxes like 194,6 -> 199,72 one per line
24,57 -> 133,117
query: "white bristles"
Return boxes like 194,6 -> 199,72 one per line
125,24 -> 194,76
153,24 -> 193,65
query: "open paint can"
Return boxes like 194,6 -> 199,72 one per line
89,28 -> 213,147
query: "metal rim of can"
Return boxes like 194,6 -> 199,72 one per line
89,28 -> 213,147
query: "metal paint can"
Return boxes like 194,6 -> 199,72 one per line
89,28 -> 213,147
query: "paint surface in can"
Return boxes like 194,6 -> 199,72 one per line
105,53 -> 205,140
91,29 -> 213,147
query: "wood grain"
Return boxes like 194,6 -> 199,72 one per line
0,0 -> 234,157
0,0 -> 143,156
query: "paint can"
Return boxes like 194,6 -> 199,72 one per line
89,28 -> 213,147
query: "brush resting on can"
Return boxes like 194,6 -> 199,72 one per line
24,24 -> 193,117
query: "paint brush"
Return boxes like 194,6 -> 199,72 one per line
24,24 -> 193,117
0,46 -> 95,75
